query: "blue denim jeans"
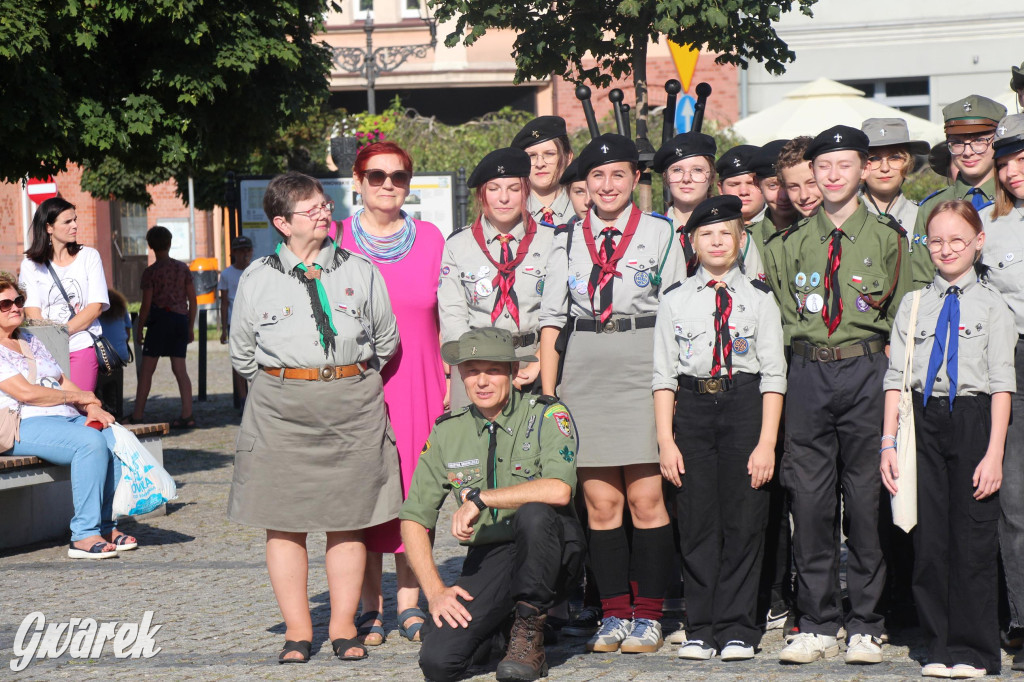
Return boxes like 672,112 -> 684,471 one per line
6,415 -> 121,541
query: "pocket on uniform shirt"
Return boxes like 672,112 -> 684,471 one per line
729,315 -> 758,357
519,265 -> 546,296
990,248 -> 1024,276
673,318 -> 709,359
957,318 -> 988,357
510,454 -> 542,481
846,270 -> 887,300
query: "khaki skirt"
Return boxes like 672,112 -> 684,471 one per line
228,367 -> 402,532
558,321 -> 658,468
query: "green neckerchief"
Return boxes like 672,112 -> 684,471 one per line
277,243 -> 338,356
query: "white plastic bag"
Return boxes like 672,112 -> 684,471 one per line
110,423 -> 178,518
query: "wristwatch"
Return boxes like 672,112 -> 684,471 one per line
461,487 -> 487,511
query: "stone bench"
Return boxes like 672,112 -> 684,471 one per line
0,422 -> 170,551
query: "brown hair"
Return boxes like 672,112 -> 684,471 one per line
992,150 -> 1024,220
25,197 -> 82,264
926,200 -> 983,236
263,172 -> 325,222
776,136 -> 814,178
663,155 -> 717,208
102,288 -> 128,322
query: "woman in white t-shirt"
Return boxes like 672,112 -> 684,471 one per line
19,198 -> 110,391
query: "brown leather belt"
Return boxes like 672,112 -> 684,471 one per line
791,338 -> 885,363
262,363 -> 368,381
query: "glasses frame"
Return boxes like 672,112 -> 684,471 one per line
926,235 -> 976,253
363,169 -> 412,189
947,136 -> 994,156
866,153 -> 908,170
291,200 -> 336,221
527,150 -> 560,166
666,166 -> 710,183
0,295 -> 26,313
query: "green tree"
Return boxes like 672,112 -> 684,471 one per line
0,0 -> 336,207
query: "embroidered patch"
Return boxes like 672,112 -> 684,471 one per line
421,440 -> 430,454
634,270 -> 650,288
733,337 -> 749,354
536,279 -> 544,295
552,411 -> 572,438
446,459 -> 480,469
560,445 -> 575,463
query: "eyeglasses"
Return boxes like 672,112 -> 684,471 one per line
363,169 -> 412,189
866,154 -> 908,169
947,136 -> 994,155
666,166 -> 709,183
0,295 -> 25,313
291,201 -> 335,220
527,151 -> 559,166
926,236 -> 976,253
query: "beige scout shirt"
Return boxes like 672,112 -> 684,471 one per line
230,240 -> 398,380
539,207 -> 684,327
862,190 -> 920,235
884,272 -> 1016,397
438,217 -> 556,346
528,191 -> 575,227
652,264 -> 787,394
980,198 -> 1024,333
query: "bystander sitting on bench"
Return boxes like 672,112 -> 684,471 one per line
0,272 -> 136,560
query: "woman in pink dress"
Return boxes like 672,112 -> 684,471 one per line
331,142 -> 446,644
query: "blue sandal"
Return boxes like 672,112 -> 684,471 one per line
398,608 -> 426,642
355,611 -> 386,646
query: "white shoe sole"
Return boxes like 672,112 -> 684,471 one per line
845,650 -> 882,664
620,638 -> 663,654
721,649 -> 755,661
68,547 -> 117,559
678,647 -> 716,660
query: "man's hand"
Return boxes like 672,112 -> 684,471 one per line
426,585 -> 474,629
451,500 -> 481,541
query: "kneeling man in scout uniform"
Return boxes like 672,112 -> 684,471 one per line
401,327 -> 583,682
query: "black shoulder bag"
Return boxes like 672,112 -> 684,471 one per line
45,262 -> 126,376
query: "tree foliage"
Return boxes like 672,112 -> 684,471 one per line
0,0 -> 336,206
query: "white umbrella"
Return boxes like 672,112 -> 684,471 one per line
731,78 -> 945,146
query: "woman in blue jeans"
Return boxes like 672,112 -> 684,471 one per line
0,272 -> 135,559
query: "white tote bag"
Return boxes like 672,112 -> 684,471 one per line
892,290 -> 921,533
110,423 -> 178,518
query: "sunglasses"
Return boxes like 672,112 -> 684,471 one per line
363,169 -> 412,189
0,295 -> 26,313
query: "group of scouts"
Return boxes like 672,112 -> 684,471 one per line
398,62 -> 1024,682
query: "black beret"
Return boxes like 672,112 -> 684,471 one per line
577,134 -> 639,177
511,116 -> 568,150
558,158 -> 582,185
467,148 -> 531,188
750,139 -> 790,179
684,195 -> 743,234
652,132 -> 717,173
803,125 -> 870,160
715,144 -> 761,179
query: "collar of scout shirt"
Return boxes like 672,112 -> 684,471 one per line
953,175 -> 996,202
693,262 -> 744,293
932,269 -> 979,298
588,203 -> 635,238
481,215 -> 526,244
813,199 -> 872,243
276,238 -> 337,271
529,191 -> 571,220
468,389 -> 521,434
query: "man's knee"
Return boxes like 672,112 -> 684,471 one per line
512,502 -> 557,537
418,636 -> 472,682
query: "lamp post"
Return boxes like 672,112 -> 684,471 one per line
332,9 -> 438,115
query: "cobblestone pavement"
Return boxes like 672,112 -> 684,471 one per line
1,343 -> 1020,679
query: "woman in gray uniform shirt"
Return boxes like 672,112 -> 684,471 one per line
979,113 -> 1024,672
539,133 -> 684,654
229,172 -> 400,664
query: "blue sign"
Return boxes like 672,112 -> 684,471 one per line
675,94 -> 696,134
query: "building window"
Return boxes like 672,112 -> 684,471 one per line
118,203 -> 149,257
843,78 -> 930,120
353,0 -> 372,20
402,0 -> 421,18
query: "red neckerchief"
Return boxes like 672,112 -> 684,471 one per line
581,204 -> 642,320
471,216 -> 537,326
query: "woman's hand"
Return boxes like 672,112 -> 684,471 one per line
513,361 -> 541,389
659,440 -> 685,488
747,442 -> 775,489
84,403 -> 116,428
880,447 -> 900,496
973,451 -> 1003,500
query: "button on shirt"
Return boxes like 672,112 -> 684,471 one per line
539,207 -> 684,327
980,198 -> 1024,333
438,217 -> 555,345
884,272 -> 1016,397
528,191 -> 575,227
911,177 -> 997,286
774,201 -> 911,347
229,241 -> 398,380
652,264 -> 787,394
400,392 -> 579,546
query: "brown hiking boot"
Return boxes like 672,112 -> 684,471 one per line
495,602 -> 548,682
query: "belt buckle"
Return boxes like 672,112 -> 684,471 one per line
603,320 -> 617,334
319,365 -> 336,381
815,347 -> 834,363
705,378 -> 722,394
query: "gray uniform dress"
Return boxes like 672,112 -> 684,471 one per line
228,240 -> 402,532
540,205 -> 684,467
528,191 -> 574,227
652,264 -> 787,394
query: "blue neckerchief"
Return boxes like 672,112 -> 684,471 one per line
923,285 -> 960,411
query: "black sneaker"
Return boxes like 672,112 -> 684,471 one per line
562,605 -> 602,637
1013,649 -> 1024,671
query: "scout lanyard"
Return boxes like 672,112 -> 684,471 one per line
471,216 -> 538,326
581,204 -> 642,318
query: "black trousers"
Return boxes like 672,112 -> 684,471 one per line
419,503 -> 585,682
758,432 -> 795,616
781,351 -> 886,637
913,393 -> 1001,673
673,378 -> 769,649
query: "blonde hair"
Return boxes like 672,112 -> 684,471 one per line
693,217 -> 744,267
992,151 -> 1024,220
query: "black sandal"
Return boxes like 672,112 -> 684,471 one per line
278,640 -> 311,664
331,637 -> 368,661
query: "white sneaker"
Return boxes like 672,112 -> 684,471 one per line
779,632 -> 840,664
845,633 -> 882,664
620,618 -> 663,653
585,616 -> 632,653
720,640 -> 755,661
921,663 -> 952,678
949,664 -> 986,679
664,624 -> 688,645
677,639 -> 717,660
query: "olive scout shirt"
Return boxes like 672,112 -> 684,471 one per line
400,392 -> 579,547
773,200 -> 912,348
911,176 -> 997,286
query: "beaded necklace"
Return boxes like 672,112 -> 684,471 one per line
351,209 -> 417,264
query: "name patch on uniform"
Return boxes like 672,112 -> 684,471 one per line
446,459 -> 480,469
